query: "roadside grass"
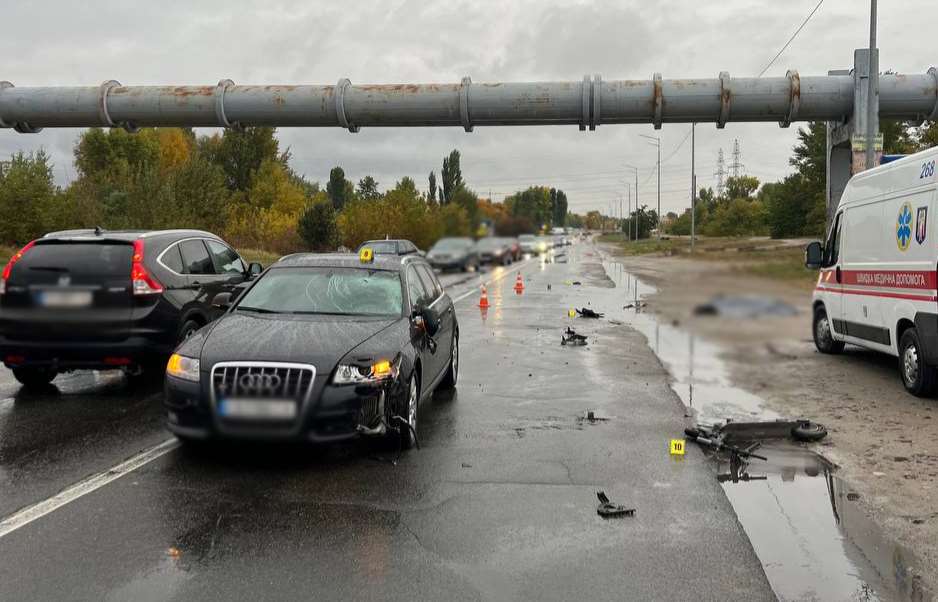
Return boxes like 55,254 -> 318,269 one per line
598,234 -> 817,289
238,248 -> 282,266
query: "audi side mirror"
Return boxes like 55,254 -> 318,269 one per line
247,262 -> 263,278
804,241 -> 823,269
212,292 -> 233,310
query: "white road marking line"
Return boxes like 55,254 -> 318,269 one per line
0,438 -> 179,539
451,260 -> 533,304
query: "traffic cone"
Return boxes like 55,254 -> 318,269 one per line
514,272 -> 524,293
478,284 -> 490,308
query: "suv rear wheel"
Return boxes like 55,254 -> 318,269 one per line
12,367 -> 57,389
812,306 -> 844,354
899,328 -> 937,397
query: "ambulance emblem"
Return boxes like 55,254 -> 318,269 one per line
916,206 -> 927,245
896,202 -> 912,251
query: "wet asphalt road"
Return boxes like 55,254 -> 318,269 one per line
0,244 -> 774,601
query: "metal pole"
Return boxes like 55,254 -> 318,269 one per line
865,0 -> 878,170
657,138 -> 661,240
2,70 -> 936,132
691,123 -> 696,252
627,186 -> 631,241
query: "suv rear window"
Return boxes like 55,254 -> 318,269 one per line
179,240 -> 214,275
13,242 -> 132,281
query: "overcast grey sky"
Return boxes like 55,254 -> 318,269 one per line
0,0 -> 934,216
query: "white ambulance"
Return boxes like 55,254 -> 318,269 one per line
806,146 -> 938,396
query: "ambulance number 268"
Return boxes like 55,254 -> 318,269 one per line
922,160 -> 936,179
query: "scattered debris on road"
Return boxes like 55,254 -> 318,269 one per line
693,295 -> 798,318
561,327 -> 587,346
596,491 -> 635,518
576,307 -> 604,319
623,302 -> 647,310
572,281 -> 582,286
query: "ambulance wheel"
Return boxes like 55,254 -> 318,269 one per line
899,328 -> 937,397
813,307 -> 844,354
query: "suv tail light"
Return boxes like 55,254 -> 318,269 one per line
131,239 -> 163,295
0,240 -> 36,295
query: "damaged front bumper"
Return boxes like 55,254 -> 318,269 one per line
164,374 -> 399,443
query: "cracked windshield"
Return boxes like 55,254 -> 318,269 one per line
0,1 -> 937,600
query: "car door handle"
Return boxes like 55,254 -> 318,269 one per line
835,267 -> 841,284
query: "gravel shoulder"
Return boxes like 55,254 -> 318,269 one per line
611,250 -> 938,593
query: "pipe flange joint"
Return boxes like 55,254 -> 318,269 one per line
590,74 -> 601,131
928,67 -> 938,121
652,73 -> 663,130
335,78 -> 359,133
0,81 -> 13,129
214,79 -> 243,131
98,80 -> 122,128
1,81 -> 42,133
780,70 -> 801,128
459,76 -> 473,132
718,71 -> 731,129
579,75 -> 590,131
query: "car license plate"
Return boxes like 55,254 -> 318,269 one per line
37,290 -> 93,308
218,398 -> 296,420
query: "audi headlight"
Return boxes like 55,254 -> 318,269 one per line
333,358 -> 399,385
166,353 -> 200,382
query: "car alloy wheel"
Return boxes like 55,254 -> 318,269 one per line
903,343 -> 920,387
400,374 -> 419,449
451,334 -> 459,383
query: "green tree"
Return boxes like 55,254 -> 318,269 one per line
450,186 -> 479,227
0,150 -> 62,243
428,171 -> 437,204
552,189 -> 568,226
505,186 -> 552,227
298,198 -> 339,251
357,175 -> 381,200
724,176 -> 760,200
441,149 -> 463,203
327,166 -> 354,210
790,121 -> 826,200
200,126 -> 280,192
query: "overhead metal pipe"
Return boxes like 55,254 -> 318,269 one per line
1,71 -> 936,133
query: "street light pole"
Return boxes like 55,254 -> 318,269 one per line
865,0 -> 878,170
691,123 -> 696,252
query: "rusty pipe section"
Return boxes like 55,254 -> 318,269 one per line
0,72 -> 936,132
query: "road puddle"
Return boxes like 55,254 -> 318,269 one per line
599,259 -> 929,602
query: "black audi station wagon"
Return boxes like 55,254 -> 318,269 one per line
164,251 -> 459,448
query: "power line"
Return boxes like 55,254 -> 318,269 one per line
757,0 -> 825,77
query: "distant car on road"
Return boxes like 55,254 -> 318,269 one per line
474,237 -> 513,266
164,252 -> 458,447
426,237 -> 478,272
518,234 -> 538,255
356,239 -> 422,256
0,229 -> 262,388
501,237 -> 522,261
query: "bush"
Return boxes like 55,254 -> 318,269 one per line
298,198 -> 339,251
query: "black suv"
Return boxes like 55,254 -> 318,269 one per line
0,229 -> 262,388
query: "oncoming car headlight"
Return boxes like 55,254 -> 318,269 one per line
166,353 -> 200,382
333,358 -> 399,385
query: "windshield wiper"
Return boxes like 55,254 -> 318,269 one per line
286,311 -> 354,316
236,306 -> 279,314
